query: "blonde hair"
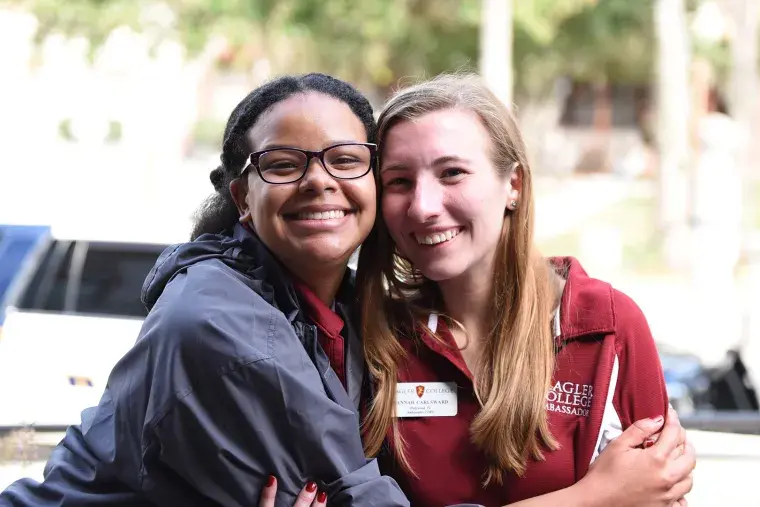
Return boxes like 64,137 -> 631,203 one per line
358,74 -> 560,484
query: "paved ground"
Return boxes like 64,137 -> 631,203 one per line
1,430 -> 758,504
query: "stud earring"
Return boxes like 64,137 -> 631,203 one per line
510,200 -> 518,208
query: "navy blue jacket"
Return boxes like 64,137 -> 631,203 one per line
0,224 -> 409,507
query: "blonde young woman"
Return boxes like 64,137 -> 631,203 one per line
356,74 -> 694,507
260,74 -> 694,507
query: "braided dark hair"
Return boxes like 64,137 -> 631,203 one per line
191,73 -> 377,240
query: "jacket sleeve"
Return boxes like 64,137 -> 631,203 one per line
611,290 -> 669,428
136,294 -> 409,507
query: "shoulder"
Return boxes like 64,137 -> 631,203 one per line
556,257 -> 652,342
610,288 -> 648,330
608,288 -> 659,361
141,259 -> 292,370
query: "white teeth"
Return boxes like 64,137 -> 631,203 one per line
297,210 -> 346,220
415,228 -> 460,246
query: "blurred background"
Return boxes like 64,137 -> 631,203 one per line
0,0 -> 759,504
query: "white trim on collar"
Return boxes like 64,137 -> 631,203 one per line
427,313 -> 439,333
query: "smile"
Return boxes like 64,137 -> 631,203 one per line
293,210 -> 347,220
414,227 -> 462,246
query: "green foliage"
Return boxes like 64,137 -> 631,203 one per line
552,0 -> 656,83
6,0 -> 735,98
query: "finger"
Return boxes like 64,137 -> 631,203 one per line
668,441 -> 686,461
667,428 -> 688,461
313,491 -> 328,507
258,476 -> 277,507
667,445 -> 697,485
292,482 -> 319,507
674,440 -> 697,471
643,429 -> 663,449
653,407 -> 682,456
615,414 -> 665,448
668,474 -> 694,502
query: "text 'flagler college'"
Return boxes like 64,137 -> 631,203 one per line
546,381 -> 593,417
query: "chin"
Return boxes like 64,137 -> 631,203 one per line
301,245 -> 354,267
415,262 -> 466,283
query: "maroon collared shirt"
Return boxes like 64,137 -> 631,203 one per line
377,257 -> 668,506
294,281 -> 346,388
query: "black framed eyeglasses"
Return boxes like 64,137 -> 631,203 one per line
239,142 -> 377,184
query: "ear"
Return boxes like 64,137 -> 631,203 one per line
505,162 -> 523,211
229,177 -> 252,224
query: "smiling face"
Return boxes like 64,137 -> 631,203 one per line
231,92 -> 376,272
380,108 -> 520,285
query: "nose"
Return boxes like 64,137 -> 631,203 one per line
298,156 -> 337,194
407,176 -> 443,223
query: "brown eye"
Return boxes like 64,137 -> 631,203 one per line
441,168 -> 466,178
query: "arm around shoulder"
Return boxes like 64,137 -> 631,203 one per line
140,297 -> 409,507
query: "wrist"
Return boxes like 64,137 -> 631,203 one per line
569,475 -> 606,507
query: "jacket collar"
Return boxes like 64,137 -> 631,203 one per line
233,223 -> 356,325
552,256 -> 615,345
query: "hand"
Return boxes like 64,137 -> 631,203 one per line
257,476 -> 328,507
581,407 -> 695,507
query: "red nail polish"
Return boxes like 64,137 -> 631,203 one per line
317,491 -> 327,503
266,475 -> 275,487
306,482 -> 317,493
644,439 -> 655,448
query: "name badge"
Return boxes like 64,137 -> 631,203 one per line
395,382 -> 458,418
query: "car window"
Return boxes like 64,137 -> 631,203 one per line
17,240 -> 166,318
75,243 -> 165,317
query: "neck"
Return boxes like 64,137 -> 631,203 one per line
290,264 -> 346,305
437,267 -> 493,347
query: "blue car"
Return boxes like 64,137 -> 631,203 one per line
0,224 -> 51,327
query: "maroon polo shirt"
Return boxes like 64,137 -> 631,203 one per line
294,281 -> 346,388
377,257 -> 668,506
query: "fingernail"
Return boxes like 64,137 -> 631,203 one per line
652,415 -> 664,425
266,475 -> 275,487
306,482 -> 317,493
644,438 -> 655,448
317,491 -> 327,503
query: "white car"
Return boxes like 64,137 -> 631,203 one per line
0,226 -> 173,430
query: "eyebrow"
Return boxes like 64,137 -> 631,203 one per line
257,140 -> 363,152
380,155 -> 469,173
431,155 -> 469,166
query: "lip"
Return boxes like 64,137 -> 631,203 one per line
283,205 -> 355,232
284,204 -> 353,216
409,226 -> 463,235
286,216 -> 349,231
411,226 -> 464,247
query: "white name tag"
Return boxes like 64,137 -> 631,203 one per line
395,382 -> 458,418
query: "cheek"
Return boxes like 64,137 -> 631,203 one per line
381,195 -> 406,238
449,185 -> 503,228
445,187 -> 480,219
345,179 -> 377,214
250,186 -> 287,226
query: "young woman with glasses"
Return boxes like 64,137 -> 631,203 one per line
1,73 -> 693,507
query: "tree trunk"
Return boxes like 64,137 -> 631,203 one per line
654,0 -> 692,268
479,0 -> 512,109
728,0 -> 760,407
728,0 -> 760,257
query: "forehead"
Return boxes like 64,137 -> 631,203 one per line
381,108 -> 491,166
247,92 -> 367,151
